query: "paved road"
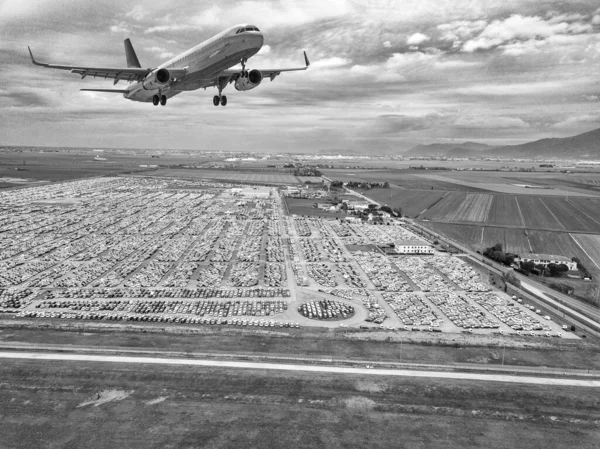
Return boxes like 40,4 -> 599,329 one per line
2,351 -> 599,387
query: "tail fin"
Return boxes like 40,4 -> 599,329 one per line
124,38 -> 141,68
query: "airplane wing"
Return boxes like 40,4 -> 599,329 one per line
28,47 -> 186,85
221,51 -> 310,82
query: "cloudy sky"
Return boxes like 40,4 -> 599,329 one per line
1,0 -> 600,152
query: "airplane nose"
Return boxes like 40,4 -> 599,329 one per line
253,33 -> 264,49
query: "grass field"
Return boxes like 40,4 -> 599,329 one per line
284,197 -> 344,217
543,198 -> 600,233
569,198 -> 600,225
422,222 -> 483,248
2,358 -> 599,449
354,187 -> 447,217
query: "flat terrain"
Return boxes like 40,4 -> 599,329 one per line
154,168 -> 300,184
1,357 -> 599,449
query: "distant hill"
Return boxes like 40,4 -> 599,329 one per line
487,127 -> 600,159
405,141 -> 494,157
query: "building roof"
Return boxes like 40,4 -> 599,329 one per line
523,253 -> 572,262
396,239 -> 430,247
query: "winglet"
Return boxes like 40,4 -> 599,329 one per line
304,51 -> 310,67
28,46 -> 44,66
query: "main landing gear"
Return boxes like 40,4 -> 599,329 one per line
152,94 -> 167,106
213,95 -> 227,106
213,76 -> 229,106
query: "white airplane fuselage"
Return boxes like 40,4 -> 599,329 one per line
125,25 -> 264,102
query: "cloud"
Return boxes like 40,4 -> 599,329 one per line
144,46 -> 175,59
383,41 -> 391,48
454,116 -> 530,129
406,32 -> 430,45
461,14 -> 593,52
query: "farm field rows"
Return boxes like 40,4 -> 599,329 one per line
569,198 -> 600,225
480,227 -> 531,254
515,197 -> 564,230
421,192 -> 467,220
421,222 -> 483,248
443,193 -> 493,223
569,234 -> 600,276
486,195 -> 524,227
542,198 -> 600,233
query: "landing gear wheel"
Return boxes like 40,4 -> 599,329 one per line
213,95 -> 220,106
160,95 -> 167,106
152,95 -> 159,106
220,95 -> 227,106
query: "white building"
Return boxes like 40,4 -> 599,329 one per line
520,254 -> 577,270
395,239 -> 433,254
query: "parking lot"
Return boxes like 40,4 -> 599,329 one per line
0,176 -> 575,338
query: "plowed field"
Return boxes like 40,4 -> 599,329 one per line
486,196 -> 524,227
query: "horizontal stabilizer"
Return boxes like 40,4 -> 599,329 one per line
80,88 -> 129,93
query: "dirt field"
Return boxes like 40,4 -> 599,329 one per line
1,356 -> 599,449
154,168 -> 299,185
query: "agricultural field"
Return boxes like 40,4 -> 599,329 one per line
568,234 -> 600,278
444,193 -> 493,223
296,176 -> 324,184
542,198 -> 600,233
283,197 -> 344,217
154,169 -> 299,185
569,197 -> 600,225
485,195 -> 524,227
420,192 -> 467,220
515,197 -> 564,230
353,187 -> 447,217
421,222 -> 483,249
481,227 -> 531,255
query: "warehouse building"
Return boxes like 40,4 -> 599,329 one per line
395,239 -> 433,254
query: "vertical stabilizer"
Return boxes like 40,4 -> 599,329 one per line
124,38 -> 142,68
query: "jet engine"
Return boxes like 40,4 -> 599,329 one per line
142,68 -> 171,90
234,69 -> 262,91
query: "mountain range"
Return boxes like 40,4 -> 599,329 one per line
407,127 -> 600,159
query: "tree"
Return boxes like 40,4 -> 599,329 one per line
521,261 -> 535,272
383,181 -> 390,188
392,207 -> 403,217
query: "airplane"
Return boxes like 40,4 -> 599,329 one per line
28,24 -> 309,107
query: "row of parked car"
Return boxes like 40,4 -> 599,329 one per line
354,251 -> 412,292
41,287 -> 292,300
469,292 -> 551,332
307,262 -> 338,287
298,300 -> 354,320
393,257 -> 451,292
265,263 -> 286,287
17,309 -> 301,328
427,292 -> 499,329
36,298 -> 288,317
383,292 -> 442,327
428,256 -> 490,292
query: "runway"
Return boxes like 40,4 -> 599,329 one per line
2,351 -> 599,387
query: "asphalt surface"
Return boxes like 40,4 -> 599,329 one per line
2,351 -> 599,387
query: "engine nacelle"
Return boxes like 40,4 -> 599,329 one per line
234,69 -> 262,91
142,68 -> 171,90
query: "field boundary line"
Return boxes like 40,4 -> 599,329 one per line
570,234 -> 600,272
566,199 -> 600,227
539,198 -> 566,230
514,197 -> 526,228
